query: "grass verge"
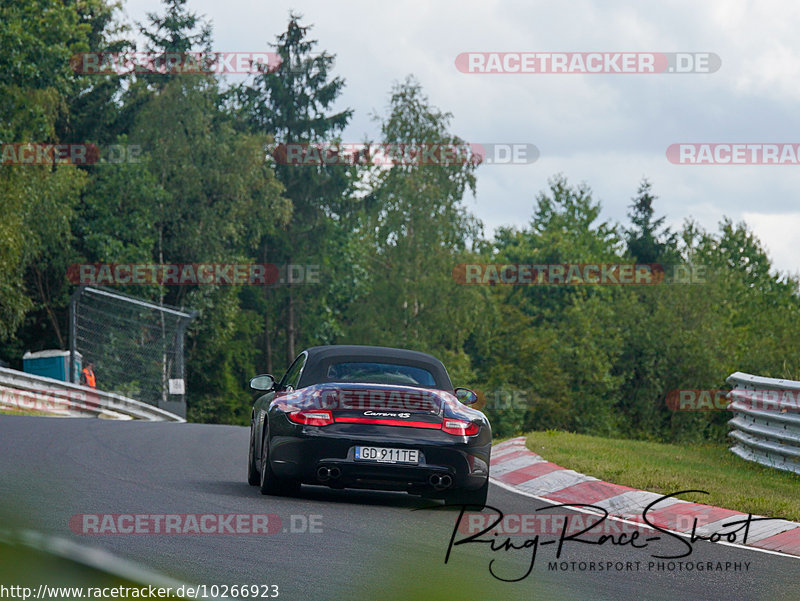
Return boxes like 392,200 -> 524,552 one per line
0,408 -> 56,417
522,430 -> 800,522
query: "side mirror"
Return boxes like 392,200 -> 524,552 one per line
250,374 -> 276,391
454,387 -> 478,405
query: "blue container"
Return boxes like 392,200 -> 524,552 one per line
23,350 -> 82,383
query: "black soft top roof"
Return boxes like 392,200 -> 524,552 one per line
298,345 -> 453,390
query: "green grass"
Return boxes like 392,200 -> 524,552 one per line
522,430 -> 800,522
0,408 -> 51,416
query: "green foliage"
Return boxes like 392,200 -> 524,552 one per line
0,165 -> 85,342
0,0 -> 92,347
339,77 -> 488,382
231,13 -> 355,368
473,177 -> 800,442
2,5 -> 800,444
625,178 -> 678,264
0,0 -> 90,141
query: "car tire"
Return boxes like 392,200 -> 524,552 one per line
247,422 -> 259,486
444,478 -> 489,508
259,429 -> 300,496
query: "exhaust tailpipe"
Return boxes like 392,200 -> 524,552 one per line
317,466 -> 341,482
429,473 -> 453,491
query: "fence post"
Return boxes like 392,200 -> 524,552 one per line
68,286 -> 83,384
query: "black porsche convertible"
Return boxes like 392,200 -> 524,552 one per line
247,345 -> 491,505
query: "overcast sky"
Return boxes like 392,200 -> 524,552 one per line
122,0 -> 800,275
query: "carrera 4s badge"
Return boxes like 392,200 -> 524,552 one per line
363,411 -> 412,418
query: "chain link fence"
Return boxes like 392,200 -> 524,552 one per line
69,287 -> 197,417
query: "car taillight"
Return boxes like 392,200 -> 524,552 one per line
441,418 -> 479,436
287,410 -> 334,426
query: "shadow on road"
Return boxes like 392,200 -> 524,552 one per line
189,478 -> 447,509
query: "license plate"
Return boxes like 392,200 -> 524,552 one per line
354,446 -> 419,464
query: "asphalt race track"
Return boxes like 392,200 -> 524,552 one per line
1,416 -> 798,601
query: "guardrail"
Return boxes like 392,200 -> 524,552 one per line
0,366 -> 185,422
727,371 -> 800,475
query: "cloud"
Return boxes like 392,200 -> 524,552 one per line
742,212 -> 800,276
121,0 -> 800,274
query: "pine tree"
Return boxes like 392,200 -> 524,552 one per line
625,179 -> 677,264
138,0 -> 212,86
234,13 -> 353,366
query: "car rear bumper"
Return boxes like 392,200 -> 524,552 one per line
268,426 -> 490,493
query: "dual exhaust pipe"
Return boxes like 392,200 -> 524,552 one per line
429,473 -> 453,491
316,466 -> 341,482
316,466 -> 452,490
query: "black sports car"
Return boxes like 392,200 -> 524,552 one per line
247,345 -> 491,505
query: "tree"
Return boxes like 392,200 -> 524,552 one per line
126,76 -> 289,421
233,13 -> 353,366
625,179 -> 678,264
692,218 -> 800,379
493,175 -> 622,318
139,0 -> 212,87
67,1 -> 290,422
56,0 -> 134,146
0,0 -> 91,349
341,77 -> 487,381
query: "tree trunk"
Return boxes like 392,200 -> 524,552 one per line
286,270 -> 295,363
261,244 -> 273,374
33,267 -> 63,348
264,291 -> 274,374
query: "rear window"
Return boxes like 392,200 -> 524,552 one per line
325,362 -> 436,387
